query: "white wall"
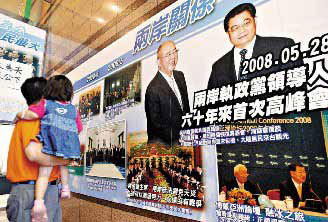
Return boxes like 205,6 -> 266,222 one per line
0,125 -> 14,174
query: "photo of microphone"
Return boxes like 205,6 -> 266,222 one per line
305,165 -> 325,212
307,164 -> 322,201
256,183 -> 263,194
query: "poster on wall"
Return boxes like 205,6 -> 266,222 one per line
0,13 -> 46,122
68,0 -> 328,221
78,85 -> 101,119
127,139 -> 205,210
85,120 -> 126,179
0,59 -> 33,122
103,61 -> 141,121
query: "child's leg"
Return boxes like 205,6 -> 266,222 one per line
32,166 -> 52,222
60,166 -> 71,199
35,166 -> 52,200
60,165 -> 68,186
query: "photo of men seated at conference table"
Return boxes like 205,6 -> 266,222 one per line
127,133 -> 205,209
218,164 -> 328,219
216,110 -> 328,210
217,126 -> 328,214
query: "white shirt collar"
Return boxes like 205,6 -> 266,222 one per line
158,70 -> 183,110
236,179 -> 244,189
234,36 -> 256,57
159,70 -> 174,83
291,178 -> 302,189
234,36 -> 257,79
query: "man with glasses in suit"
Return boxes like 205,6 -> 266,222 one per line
208,3 -> 302,89
280,163 -> 315,208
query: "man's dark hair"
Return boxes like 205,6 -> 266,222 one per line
289,163 -> 305,172
21,77 -> 47,105
44,75 -> 73,101
224,3 -> 256,32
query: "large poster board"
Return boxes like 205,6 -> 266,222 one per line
68,0 -> 328,221
0,13 -> 46,122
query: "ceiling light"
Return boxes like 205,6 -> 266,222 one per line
96,17 -> 105,23
111,5 -> 120,13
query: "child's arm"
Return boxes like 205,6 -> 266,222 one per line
16,110 -> 39,120
76,109 -> 83,134
17,99 -> 46,121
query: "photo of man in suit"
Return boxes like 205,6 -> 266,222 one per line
279,163 -> 315,208
207,3 -> 302,89
225,164 -> 258,195
145,41 -> 190,145
0,47 -> 8,60
8,50 -> 22,63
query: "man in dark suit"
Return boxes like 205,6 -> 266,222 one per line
8,50 -> 23,63
0,47 -> 8,60
279,163 -> 314,208
208,3 -> 302,89
90,91 -> 100,115
226,164 -> 258,194
184,164 -> 194,177
194,165 -> 203,183
145,41 -> 190,145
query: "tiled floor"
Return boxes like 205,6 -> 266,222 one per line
0,195 -> 9,209
0,210 -> 8,222
0,195 -> 8,222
